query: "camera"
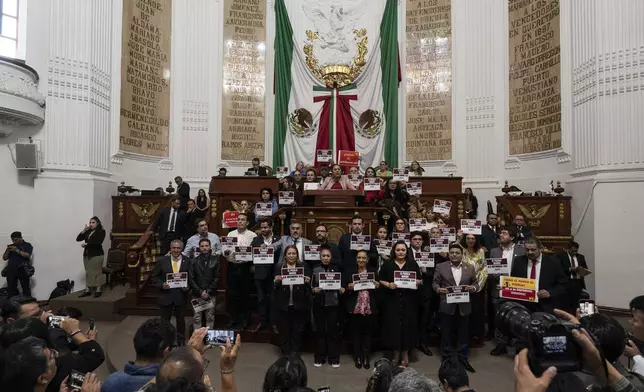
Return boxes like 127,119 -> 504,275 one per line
67,370 -> 85,389
496,301 -> 582,373
203,329 -> 235,346
48,315 -> 66,329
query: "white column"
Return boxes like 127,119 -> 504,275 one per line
567,0 -> 644,308
27,0 -> 115,298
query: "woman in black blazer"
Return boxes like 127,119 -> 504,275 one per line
75,216 -> 106,298
345,249 -> 380,370
272,244 -> 312,356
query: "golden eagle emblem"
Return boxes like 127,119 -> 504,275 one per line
230,200 -> 251,213
131,203 -> 160,225
518,204 -> 551,227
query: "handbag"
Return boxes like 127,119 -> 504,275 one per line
20,263 -> 35,277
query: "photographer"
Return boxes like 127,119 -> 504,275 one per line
262,355 -> 308,392
2,231 -> 33,296
625,295 -> 644,377
1,295 -> 52,324
513,308 -> 641,392
188,238 -> 221,330
576,313 -> 644,391
0,316 -> 104,392
438,359 -> 474,392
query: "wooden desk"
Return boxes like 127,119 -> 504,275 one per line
303,190 -> 363,207
496,195 -> 572,251
208,176 -> 279,230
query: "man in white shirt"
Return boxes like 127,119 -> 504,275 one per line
183,220 -> 221,258
223,212 -> 257,330
624,295 -> 644,377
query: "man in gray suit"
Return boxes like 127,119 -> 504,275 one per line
489,227 -> 526,355
433,243 -> 478,373
274,221 -> 312,267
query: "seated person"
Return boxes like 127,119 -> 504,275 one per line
320,164 -> 356,190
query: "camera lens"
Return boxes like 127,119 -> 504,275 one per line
496,301 -> 532,341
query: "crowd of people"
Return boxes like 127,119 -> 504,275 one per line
2,161 -> 644,391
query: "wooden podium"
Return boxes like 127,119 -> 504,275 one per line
496,195 -> 572,252
303,190 -> 362,207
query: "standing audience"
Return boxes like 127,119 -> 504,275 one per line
76,217 -> 106,298
2,231 -> 34,296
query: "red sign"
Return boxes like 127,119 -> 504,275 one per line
337,150 -> 360,166
222,210 -> 239,228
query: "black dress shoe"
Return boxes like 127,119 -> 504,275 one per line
93,291 -> 102,298
252,322 -> 266,332
362,355 -> 371,369
354,357 -> 363,369
490,344 -> 508,356
460,359 -> 476,373
419,345 -> 434,356
79,291 -> 92,298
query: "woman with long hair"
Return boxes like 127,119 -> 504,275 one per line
408,160 -> 425,176
273,245 -> 312,356
464,187 -> 478,219
345,249 -> 380,369
76,216 -> 106,297
460,233 -> 488,342
195,189 -> 209,219
378,241 -> 422,367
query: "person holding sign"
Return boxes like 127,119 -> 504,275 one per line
249,218 -> 278,332
409,231 -> 434,357
273,245 -> 312,356
254,187 -> 279,218
362,167 -> 381,204
150,239 -> 191,345
372,226 -> 391,272
188,238 -> 220,330
223,213 -> 257,330
509,237 -> 568,314
432,243 -> 478,373
378,241 -> 422,368
460,234 -> 488,343
311,245 -> 345,368
320,164 -> 356,190
344,249 -> 379,370
338,215 -> 377,272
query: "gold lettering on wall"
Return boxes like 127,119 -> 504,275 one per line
508,0 -> 561,155
119,0 -> 172,157
221,0 -> 266,162
405,0 -> 452,162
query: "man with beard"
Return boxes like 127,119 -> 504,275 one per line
189,238 -> 220,330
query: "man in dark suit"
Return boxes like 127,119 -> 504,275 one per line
510,215 -> 533,245
175,176 -> 190,210
250,218 -> 279,332
338,215 -> 377,272
151,239 -> 191,344
489,227 -> 526,355
433,243 -> 479,373
152,197 -> 188,255
480,213 -> 500,255
311,224 -> 341,268
246,157 -> 269,176
557,241 -> 588,313
509,237 -> 568,314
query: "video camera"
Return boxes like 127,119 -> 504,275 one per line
496,301 -> 583,373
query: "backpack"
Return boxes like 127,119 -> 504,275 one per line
48,279 -> 74,300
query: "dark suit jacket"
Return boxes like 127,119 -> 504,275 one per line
251,236 -> 279,280
489,244 -> 526,297
246,166 -> 268,176
338,233 -> 378,272
432,262 -> 478,316
151,255 -> 191,306
510,254 -> 568,313
154,207 -> 188,238
274,235 -> 312,266
311,240 -> 341,269
557,251 -> 587,289
480,225 -> 499,254
272,262 -> 312,311
511,224 -> 534,242
177,182 -> 190,209
343,266 -> 379,315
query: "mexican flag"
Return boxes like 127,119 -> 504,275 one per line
273,0 -> 398,171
